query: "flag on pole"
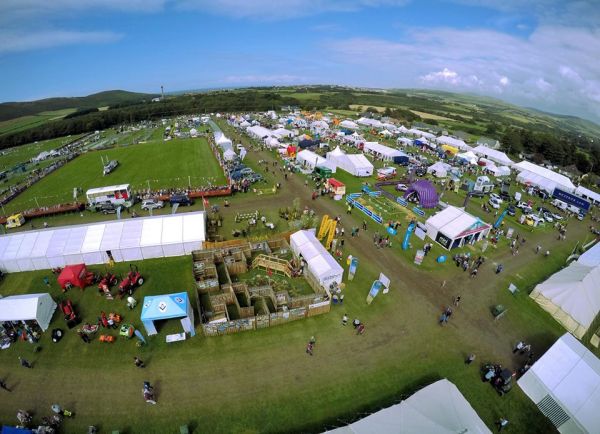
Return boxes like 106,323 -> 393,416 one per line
202,196 -> 209,210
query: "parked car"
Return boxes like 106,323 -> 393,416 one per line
396,183 -> 408,192
488,197 -> 501,209
507,204 -> 516,216
169,194 -> 193,206
537,206 -> 551,214
499,191 -> 511,202
489,193 -> 503,203
414,167 -> 427,177
141,199 -> 164,211
469,191 -> 485,198
96,202 -> 118,214
552,213 -> 563,221
543,211 -> 554,222
577,213 -> 585,221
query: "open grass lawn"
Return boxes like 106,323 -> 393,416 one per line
0,109 -> 77,137
4,138 -> 227,214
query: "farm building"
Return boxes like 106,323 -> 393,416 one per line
425,206 -> 491,250
514,161 -> 576,194
362,142 -> 402,161
518,333 -> 600,434
0,293 -> 57,332
0,212 -> 206,273
472,145 -> 513,166
326,379 -> 490,434
326,146 -> 373,177
290,230 -> 343,288
530,243 -> 600,339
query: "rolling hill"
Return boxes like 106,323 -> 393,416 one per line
0,90 -> 158,123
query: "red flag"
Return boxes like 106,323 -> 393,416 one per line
202,196 -> 209,208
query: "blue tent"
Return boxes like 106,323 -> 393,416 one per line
2,427 -> 34,434
140,292 -> 195,337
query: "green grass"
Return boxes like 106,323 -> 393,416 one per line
0,109 -> 77,136
0,135 -> 83,170
4,138 -> 227,213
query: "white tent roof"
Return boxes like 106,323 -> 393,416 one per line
346,154 -> 373,170
426,206 -> 489,239
578,242 -> 600,267
408,129 -> 436,139
357,117 -> 383,128
326,379 -> 490,434
575,186 -> 600,204
427,161 -> 451,177
363,142 -> 402,158
436,135 -> 469,150
530,263 -> 600,338
0,212 -> 206,272
0,293 -> 57,331
246,125 -> 272,139
514,161 -> 576,193
456,151 -> 478,164
472,145 -> 513,166
518,333 -> 600,433
340,120 -> 359,129
290,230 -> 343,286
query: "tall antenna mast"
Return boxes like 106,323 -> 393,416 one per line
161,85 -> 164,100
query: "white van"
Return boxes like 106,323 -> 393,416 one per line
551,199 -> 568,211
567,204 -> 581,214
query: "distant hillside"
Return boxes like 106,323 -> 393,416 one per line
0,90 -> 158,122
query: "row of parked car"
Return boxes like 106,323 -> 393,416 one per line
227,162 -> 263,183
91,194 -> 194,214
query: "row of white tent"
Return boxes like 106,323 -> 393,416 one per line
0,212 -> 206,273
290,230 -> 343,288
530,242 -> 600,339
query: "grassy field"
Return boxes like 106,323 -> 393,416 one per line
0,109 -> 77,136
3,137 -> 227,213
0,135 -> 83,170
1,117 -> 598,433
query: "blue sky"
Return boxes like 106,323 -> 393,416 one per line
1,0 -> 600,122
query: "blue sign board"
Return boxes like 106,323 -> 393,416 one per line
552,188 -> 590,212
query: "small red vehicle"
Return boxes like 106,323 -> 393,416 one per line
118,265 -> 144,298
59,299 -> 79,329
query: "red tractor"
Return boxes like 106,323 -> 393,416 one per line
98,272 -> 118,299
118,265 -> 144,298
59,299 -> 79,329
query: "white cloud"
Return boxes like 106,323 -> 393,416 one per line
175,0 -> 409,20
0,30 -> 123,54
325,25 -> 600,121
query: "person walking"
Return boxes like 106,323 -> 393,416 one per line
43,276 -> 50,287
470,268 -> 478,278
439,311 -> 448,325
306,342 -> 314,356
535,245 -> 541,254
465,354 -> 476,365
496,264 -> 504,274
496,418 -> 509,431
134,357 -> 145,368
453,295 -> 461,307
18,357 -> 32,369
0,379 -> 11,392
363,220 -> 367,231
513,341 -> 525,354
342,314 -> 348,326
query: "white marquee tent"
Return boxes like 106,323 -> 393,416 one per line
514,161 -> 576,193
472,145 -> 513,166
427,161 -> 452,178
246,125 -> 272,140
357,117 -> 383,128
326,146 -> 373,177
340,120 -> 359,130
530,251 -> 600,339
435,135 -> 471,151
575,186 -> 600,206
0,293 -> 57,331
296,150 -> 336,172
518,333 -> 600,434
290,230 -> 343,288
326,379 -> 491,434
0,212 -> 206,273
362,142 -> 402,161
426,206 -> 491,250
577,242 -> 600,267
